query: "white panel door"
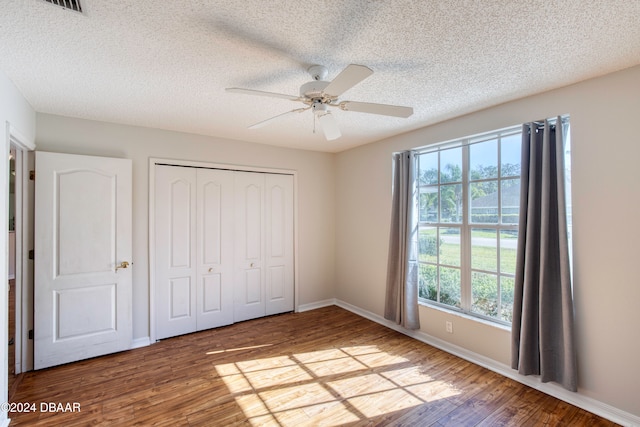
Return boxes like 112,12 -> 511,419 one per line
265,174 -> 294,315
155,165 -> 197,339
196,168 -> 234,330
34,152 -> 132,369
234,172 -> 266,322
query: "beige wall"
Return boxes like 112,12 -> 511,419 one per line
335,65 -> 640,417
9,64 -> 640,419
35,114 -> 337,340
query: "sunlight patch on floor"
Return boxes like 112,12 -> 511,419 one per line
206,344 -> 273,355
326,372 -> 397,398
353,351 -> 409,368
245,365 -> 312,389
303,357 -> 368,376
348,388 -> 425,418
220,372 -> 253,393
236,355 -> 296,372
214,345 -> 461,426
294,348 -> 351,363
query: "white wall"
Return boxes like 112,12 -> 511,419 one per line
335,65 -> 640,418
0,71 -> 36,426
34,114 -> 336,341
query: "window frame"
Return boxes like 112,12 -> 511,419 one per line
416,125 -> 522,326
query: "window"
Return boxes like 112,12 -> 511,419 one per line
417,127 -> 522,325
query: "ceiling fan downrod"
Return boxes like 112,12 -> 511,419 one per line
308,64 -> 328,81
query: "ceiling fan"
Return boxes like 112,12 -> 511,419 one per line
226,64 -> 413,141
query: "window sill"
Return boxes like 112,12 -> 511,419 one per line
418,300 -> 512,332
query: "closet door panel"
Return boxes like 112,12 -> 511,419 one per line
265,174 -> 294,315
202,275 -> 221,312
234,172 -> 266,322
196,169 -> 234,330
155,166 -> 197,339
170,277 -> 192,318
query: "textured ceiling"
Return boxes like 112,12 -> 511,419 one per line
1,1 -> 639,152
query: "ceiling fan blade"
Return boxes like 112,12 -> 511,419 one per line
318,112 -> 341,141
248,107 -> 308,129
323,64 -> 373,98
226,87 -> 301,101
339,101 -> 413,118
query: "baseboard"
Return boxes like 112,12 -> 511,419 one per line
297,299 -> 336,312
131,337 -> 151,349
334,299 -> 640,427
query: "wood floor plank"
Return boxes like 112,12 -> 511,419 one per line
8,306 -> 618,426
475,384 -> 549,426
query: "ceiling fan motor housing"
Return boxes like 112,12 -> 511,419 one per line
300,80 -> 330,100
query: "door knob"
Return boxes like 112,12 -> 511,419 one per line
116,261 -> 130,271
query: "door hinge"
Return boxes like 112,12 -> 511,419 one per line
29,170 -> 35,181
28,249 -> 34,260
28,330 -> 34,340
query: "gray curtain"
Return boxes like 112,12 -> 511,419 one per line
511,118 -> 577,391
384,151 -> 420,330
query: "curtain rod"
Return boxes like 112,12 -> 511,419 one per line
532,115 -> 570,127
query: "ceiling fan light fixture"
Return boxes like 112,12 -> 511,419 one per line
312,101 -> 327,116
318,112 -> 341,141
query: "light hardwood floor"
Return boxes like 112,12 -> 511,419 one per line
9,306 -> 616,426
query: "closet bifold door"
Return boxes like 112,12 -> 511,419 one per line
155,165 -> 197,340
265,174 -> 294,316
234,172 -> 266,322
195,168 -> 234,331
234,172 -> 294,322
155,166 -> 235,340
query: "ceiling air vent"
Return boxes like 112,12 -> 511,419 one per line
40,0 -> 83,14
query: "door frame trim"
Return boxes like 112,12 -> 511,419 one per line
148,158 -> 299,343
6,122 -> 36,375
